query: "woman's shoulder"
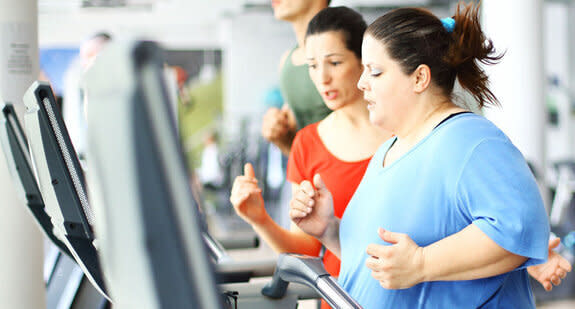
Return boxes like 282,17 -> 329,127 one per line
436,113 -> 510,145
294,121 -> 320,139
292,122 -> 321,149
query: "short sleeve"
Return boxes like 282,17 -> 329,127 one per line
286,130 -> 306,184
456,138 -> 549,267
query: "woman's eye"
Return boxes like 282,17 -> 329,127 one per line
370,69 -> 382,77
308,63 -> 317,69
331,61 -> 342,66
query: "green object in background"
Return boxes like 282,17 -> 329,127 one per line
178,73 -> 223,169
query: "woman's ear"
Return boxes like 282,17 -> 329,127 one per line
413,64 -> 431,93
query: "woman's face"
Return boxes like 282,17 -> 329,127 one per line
305,31 -> 364,111
357,34 -> 415,130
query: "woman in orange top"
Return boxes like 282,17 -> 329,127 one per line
229,7 -> 389,278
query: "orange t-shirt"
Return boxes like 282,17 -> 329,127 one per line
287,122 -> 371,277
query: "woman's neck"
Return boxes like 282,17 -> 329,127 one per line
395,100 -> 464,147
332,99 -> 370,126
318,99 -> 389,162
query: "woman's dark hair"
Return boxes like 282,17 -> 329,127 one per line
305,6 -> 366,59
366,2 -> 503,107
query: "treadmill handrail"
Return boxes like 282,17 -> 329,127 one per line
262,253 -> 363,309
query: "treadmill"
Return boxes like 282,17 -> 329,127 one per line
83,39 -> 224,308
83,38 -> 362,308
0,102 -> 71,257
23,81 -> 108,300
0,100 -> 108,308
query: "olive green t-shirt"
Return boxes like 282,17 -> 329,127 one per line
279,47 -> 332,129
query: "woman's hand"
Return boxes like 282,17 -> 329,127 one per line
365,228 -> 425,289
289,174 -> 335,239
527,237 -> 572,291
229,163 -> 267,225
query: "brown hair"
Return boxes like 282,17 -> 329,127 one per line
366,1 -> 503,108
305,6 -> 367,59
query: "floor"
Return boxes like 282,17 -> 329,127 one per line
538,299 -> 575,308
295,299 -> 575,309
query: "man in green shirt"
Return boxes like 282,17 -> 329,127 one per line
262,0 -> 332,156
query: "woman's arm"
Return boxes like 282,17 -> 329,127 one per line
229,163 -> 322,255
252,211 -> 323,256
366,224 -> 527,289
420,224 -> 527,281
289,174 -> 341,257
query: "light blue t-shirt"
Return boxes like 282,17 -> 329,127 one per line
339,113 -> 549,308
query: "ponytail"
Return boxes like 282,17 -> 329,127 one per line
366,1 -> 502,108
448,2 -> 503,107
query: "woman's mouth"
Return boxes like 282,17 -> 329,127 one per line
365,98 -> 375,110
324,90 -> 338,100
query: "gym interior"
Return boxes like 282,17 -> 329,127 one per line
0,0 -> 574,308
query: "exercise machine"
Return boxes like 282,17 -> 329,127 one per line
23,81 -> 109,299
83,38 -> 362,308
0,100 -> 107,308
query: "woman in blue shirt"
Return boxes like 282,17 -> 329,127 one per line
289,2 -> 568,308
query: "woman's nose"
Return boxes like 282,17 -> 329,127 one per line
357,72 -> 368,91
320,67 -> 331,84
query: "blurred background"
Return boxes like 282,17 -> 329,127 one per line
0,0 -> 574,307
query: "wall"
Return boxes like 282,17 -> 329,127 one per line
220,9 -> 292,142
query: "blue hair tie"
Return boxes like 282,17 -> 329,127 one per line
441,17 -> 455,33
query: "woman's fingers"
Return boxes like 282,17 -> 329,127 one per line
365,255 -> 383,271
289,196 -> 314,219
289,180 -> 316,217
366,243 -> 388,259
231,177 -> 259,196
233,175 -> 258,185
230,187 -> 261,206
550,274 -> 561,286
293,189 -> 314,209
289,206 -> 308,220
230,176 -> 262,209
558,258 -> 572,273
299,180 -> 315,196
557,268 -> 567,279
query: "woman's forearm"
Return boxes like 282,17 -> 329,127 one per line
251,213 -> 323,256
319,218 -> 341,258
421,224 -> 527,282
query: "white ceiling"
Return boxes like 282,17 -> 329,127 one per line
38,0 -> 245,48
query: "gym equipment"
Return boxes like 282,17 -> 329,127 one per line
0,100 -> 108,308
549,161 -> 575,227
263,254 -> 362,308
0,102 -> 71,258
23,81 -> 108,299
83,39 -> 223,308
83,38 -> 362,308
